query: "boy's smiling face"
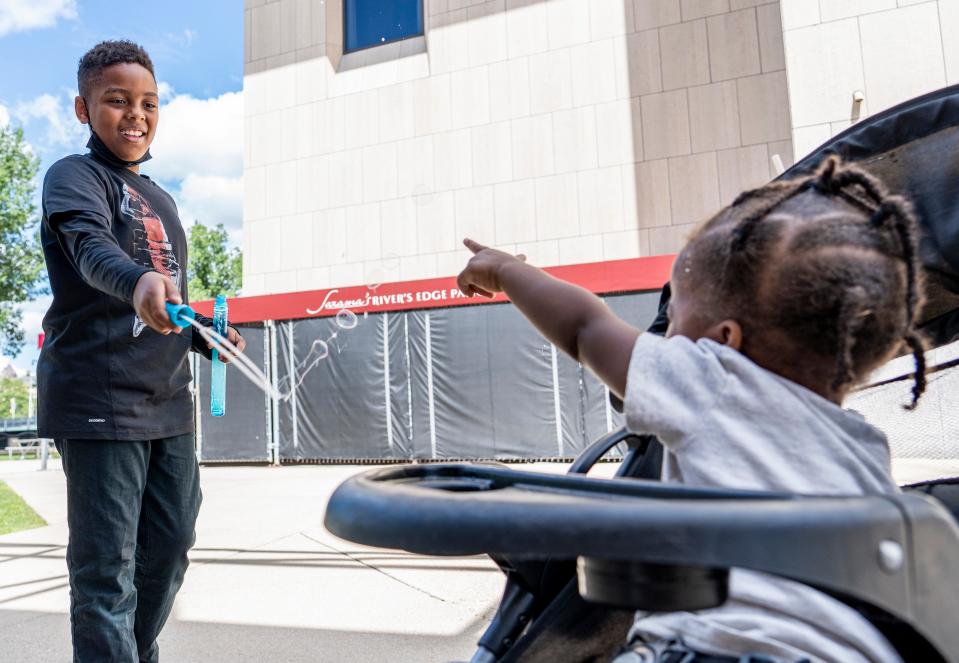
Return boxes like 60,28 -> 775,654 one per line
75,62 -> 159,170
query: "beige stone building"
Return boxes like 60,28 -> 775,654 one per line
241,0 -> 959,297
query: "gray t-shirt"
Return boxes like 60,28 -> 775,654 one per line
623,333 -> 904,663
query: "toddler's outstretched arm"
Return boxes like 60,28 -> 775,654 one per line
457,238 -> 640,399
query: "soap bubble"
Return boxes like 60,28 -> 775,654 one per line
302,338 -> 330,364
244,249 -> 408,400
366,266 -> 387,291
277,338 -> 331,399
335,309 -> 358,329
411,184 -> 434,207
382,252 -> 401,271
366,252 -> 402,290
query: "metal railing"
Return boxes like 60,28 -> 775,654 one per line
0,416 -> 37,433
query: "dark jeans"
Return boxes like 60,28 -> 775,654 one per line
56,435 -> 201,663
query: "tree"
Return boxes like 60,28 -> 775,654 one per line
0,376 -> 28,419
187,221 -> 242,301
0,125 -> 44,357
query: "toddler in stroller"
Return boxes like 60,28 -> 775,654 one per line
454,155 -> 923,663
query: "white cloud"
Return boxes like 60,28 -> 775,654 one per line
13,92 -> 87,150
144,88 -> 243,244
10,85 -> 243,180
159,28 -> 198,52
0,0 -> 77,37
146,89 -> 243,181
9,84 -> 244,264
0,104 -> 9,128
174,173 -> 243,231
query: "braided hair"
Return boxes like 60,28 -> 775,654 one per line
677,156 -> 927,408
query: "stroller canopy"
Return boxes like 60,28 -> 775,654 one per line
785,84 -> 959,347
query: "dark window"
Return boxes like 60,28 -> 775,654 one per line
344,0 -> 424,53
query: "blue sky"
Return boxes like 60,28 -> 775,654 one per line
0,0 -> 245,373
0,0 -> 242,110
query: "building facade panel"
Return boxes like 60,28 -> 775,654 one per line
244,0 -> 793,296
781,0 -> 955,172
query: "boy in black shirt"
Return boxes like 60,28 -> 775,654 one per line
39,40 -> 245,662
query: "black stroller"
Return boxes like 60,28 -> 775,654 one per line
324,85 -> 959,662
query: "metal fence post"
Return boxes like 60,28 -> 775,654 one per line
267,320 -> 280,466
193,353 -> 203,463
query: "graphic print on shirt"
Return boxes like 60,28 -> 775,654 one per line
121,183 -> 181,337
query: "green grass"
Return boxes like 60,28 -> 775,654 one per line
0,450 -> 59,461
0,479 -> 46,535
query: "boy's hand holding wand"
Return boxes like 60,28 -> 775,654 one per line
133,271 -> 183,335
132,271 -> 246,360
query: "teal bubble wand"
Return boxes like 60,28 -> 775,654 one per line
211,295 -> 228,416
165,301 -> 281,402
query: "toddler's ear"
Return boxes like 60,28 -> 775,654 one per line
712,319 -> 743,350
74,96 -> 89,124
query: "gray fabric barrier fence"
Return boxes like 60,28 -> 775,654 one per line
194,325 -> 272,462
194,291 -> 661,463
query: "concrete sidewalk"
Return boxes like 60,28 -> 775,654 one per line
0,460 -> 528,663
3,456 -> 956,663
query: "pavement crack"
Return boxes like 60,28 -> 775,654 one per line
188,532 -> 299,568
301,532 -> 448,603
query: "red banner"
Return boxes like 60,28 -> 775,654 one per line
192,254 -> 675,323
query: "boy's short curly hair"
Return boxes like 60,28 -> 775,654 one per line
77,40 -> 155,99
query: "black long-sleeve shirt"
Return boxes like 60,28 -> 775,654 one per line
38,145 -> 211,440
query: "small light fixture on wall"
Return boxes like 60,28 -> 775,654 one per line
771,154 -> 785,177
851,89 -> 865,121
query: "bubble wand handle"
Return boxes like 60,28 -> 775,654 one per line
165,302 -> 196,327
211,295 -> 228,417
